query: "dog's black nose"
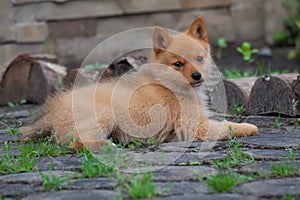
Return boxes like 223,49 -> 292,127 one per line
191,72 -> 202,81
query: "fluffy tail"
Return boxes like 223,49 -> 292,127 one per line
20,115 -> 52,141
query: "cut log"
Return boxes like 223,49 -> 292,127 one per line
63,56 -> 147,89
293,74 -> 300,97
0,54 -> 66,105
292,74 -> 300,115
221,73 -> 299,116
248,74 -> 298,116
223,77 -> 257,114
63,68 -> 102,90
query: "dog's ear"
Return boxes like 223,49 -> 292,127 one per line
153,26 -> 171,53
187,17 -> 208,42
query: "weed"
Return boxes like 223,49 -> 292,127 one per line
224,67 -> 254,79
55,73 -> 64,93
216,38 -> 228,59
291,118 -> 300,126
0,141 -> 39,174
83,63 -> 108,71
124,173 -> 156,199
205,172 -> 249,193
236,42 -> 258,62
276,114 -> 281,129
229,104 -> 245,116
188,161 -> 202,166
81,149 -> 114,178
37,137 -> 68,157
8,99 -> 27,107
271,161 -> 298,177
39,171 -> 69,191
213,126 -> 254,170
274,0 -> 300,59
128,139 -> 143,150
114,192 -> 123,200
280,194 -> 297,200
271,149 -> 299,177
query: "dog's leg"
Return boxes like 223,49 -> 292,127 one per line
70,114 -> 115,152
195,120 -> 258,141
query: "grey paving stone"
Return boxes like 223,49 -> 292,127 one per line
240,161 -> 300,174
0,133 -> 20,144
0,143 -> 21,157
62,178 -> 117,190
21,190 -> 117,200
128,151 -> 224,166
244,149 -> 300,160
238,133 -> 300,148
0,171 -> 78,186
36,157 -> 82,171
240,177 -> 300,197
125,165 -> 218,181
158,141 -> 227,152
147,194 -> 258,200
0,183 -> 43,197
155,181 -> 209,196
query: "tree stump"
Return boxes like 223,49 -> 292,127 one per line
0,54 -> 66,105
248,74 -> 299,116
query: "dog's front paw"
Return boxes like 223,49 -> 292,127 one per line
241,123 -> 258,136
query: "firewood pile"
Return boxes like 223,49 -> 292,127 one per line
0,54 -> 299,116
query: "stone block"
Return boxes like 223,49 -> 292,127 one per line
0,0 -> 15,42
15,22 -> 49,43
12,0 -> 73,5
231,1 -> 265,42
48,19 -> 97,38
0,44 -> 44,66
13,3 -> 40,22
37,1 -> 123,21
176,9 -> 236,43
264,0 -> 297,45
181,0 -> 233,10
118,0 -> 181,14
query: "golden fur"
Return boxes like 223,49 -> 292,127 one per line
21,17 -> 258,151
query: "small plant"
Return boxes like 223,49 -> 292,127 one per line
205,172 -> 249,193
274,0 -> 300,59
271,161 -> 298,177
83,63 -> 108,71
271,149 -> 299,177
8,99 -> 27,107
125,173 -> 156,199
224,67 -> 254,79
280,194 -> 297,200
213,126 -> 254,170
236,42 -> 258,62
216,38 -> 228,59
291,118 -> 300,126
229,104 -> 245,116
81,149 -> 114,178
39,171 -> 69,191
275,114 -> 281,129
128,139 -> 143,150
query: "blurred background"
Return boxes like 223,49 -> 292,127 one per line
0,0 -> 299,74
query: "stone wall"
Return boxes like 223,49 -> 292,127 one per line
0,0 -> 293,67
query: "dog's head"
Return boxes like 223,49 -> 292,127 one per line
152,17 -> 211,87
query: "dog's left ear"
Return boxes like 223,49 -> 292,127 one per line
187,17 -> 208,42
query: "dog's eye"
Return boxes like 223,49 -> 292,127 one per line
197,56 -> 203,62
173,62 -> 183,67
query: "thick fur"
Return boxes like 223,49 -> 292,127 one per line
21,17 -> 258,151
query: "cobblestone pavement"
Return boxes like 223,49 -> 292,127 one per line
0,105 -> 299,200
